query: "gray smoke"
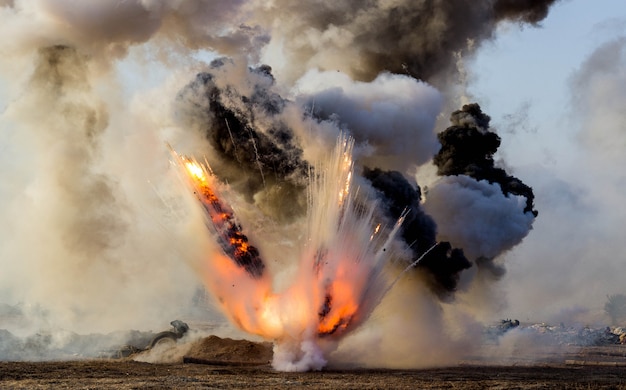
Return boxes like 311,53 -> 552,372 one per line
174,60 -> 310,221
0,0 -> 561,365
251,0 -> 560,85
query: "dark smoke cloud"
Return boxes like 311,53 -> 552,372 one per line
174,70 -> 538,297
2,1 -> 266,64
254,0 -> 560,84
424,104 -> 537,281
493,0 -> 558,24
362,168 -> 470,296
434,103 -> 537,216
175,60 -> 310,221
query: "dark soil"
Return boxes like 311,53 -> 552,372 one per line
1,360 -> 625,389
2,336 -> 626,389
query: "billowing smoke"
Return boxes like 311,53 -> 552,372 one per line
175,59 -> 310,221
0,0 -> 558,369
422,103 -> 536,290
251,0 -> 560,85
362,167 -> 471,296
433,103 -> 536,216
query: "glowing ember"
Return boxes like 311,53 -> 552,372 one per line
177,155 -> 265,279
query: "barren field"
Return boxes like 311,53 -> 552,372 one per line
3,335 -> 626,390
1,360 -> 626,389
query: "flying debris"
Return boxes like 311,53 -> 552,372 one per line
173,151 -> 265,279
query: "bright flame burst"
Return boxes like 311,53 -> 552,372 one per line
172,134 -> 405,370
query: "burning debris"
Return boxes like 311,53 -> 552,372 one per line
176,154 -> 265,279
173,134 -> 409,370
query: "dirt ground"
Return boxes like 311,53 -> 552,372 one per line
1,360 -> 626,389
2,336 -> 626,389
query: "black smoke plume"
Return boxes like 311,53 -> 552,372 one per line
175,60 -> 310,220
493,0 -> 558,24
256,0 -> 561,84
363,168 -> 471,296
434,103 -> 537,216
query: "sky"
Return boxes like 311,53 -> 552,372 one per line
467,0 -> 626,322
470,0 -> 626,167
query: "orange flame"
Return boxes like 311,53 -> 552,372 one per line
179,156 -> 264,279
316,260 -> 362,336
172,136 -> 385,345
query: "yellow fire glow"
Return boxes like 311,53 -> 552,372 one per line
184,160 -> 207,184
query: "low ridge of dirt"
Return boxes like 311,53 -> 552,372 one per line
183,335 -> 273,365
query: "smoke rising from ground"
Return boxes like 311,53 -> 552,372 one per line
0,0 -> 566,368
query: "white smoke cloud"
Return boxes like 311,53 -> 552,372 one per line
423,175 -> 535,261
0,3 -> 225,339
0,57 -> 210,336
294,70 -> 443,171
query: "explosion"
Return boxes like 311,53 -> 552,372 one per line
173,135 -> 411,370
0,0 -> 576,371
